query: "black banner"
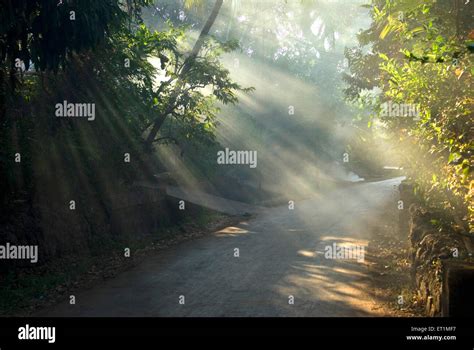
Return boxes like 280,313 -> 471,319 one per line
0,317 -> 472,348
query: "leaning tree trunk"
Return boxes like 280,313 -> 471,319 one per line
144,0 -> 224,150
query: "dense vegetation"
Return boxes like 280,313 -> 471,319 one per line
0,0 -> 248,216
344,0 -> 473,233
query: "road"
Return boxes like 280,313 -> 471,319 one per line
38,178 -> 403,317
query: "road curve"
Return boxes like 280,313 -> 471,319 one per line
37,178 -> 403,317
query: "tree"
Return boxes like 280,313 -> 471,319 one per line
344,0 -> 473,232
144,0 -> 225,149
0,0 -> 150,86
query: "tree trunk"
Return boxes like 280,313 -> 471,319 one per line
144,0 -> 224,150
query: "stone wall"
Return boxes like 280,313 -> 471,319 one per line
400,180 -> 473,316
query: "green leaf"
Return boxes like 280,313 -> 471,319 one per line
380,23 -> 392,40
448,152 -> 460,164
411,27 -> 424,35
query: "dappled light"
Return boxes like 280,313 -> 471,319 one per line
0,0 -> 472,340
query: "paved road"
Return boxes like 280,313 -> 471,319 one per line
38,178 -> 403,317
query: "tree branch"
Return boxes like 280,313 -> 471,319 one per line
144,0 -> 224,150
